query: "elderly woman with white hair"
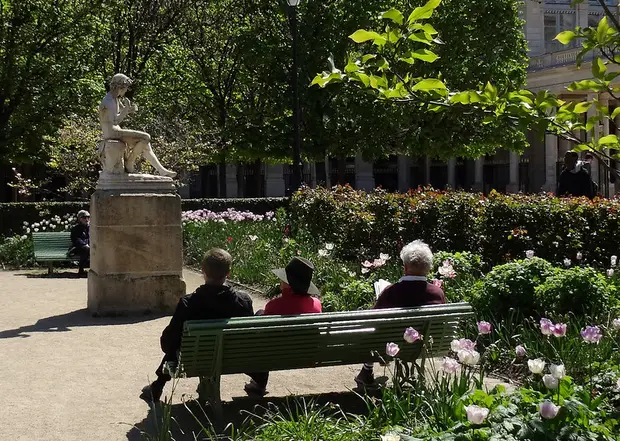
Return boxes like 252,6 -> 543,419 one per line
355,239 -> 446,388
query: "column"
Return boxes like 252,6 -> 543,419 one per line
473,158 -> 484,192
397,155 -> 411,192
524,0 -> 545,55
543,133 -> 559,192
310,162 -> 317,188
600,97 -> 611,197
507,152 -> 520,193
265,163 -> 286,197
355,154 -> 375,191
225,163 -> 238,198
587,94 -> 600,185
424,156 -> 431,186
576,1 -> 589,30
447,158 -> 456,189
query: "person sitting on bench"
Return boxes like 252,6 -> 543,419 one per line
355,240 -> 446,388
244,256 -> 322,397
68,210 -> 90,276
140,248 -> 254,403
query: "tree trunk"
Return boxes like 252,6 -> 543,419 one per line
337,155 -> 346,185
253,159 -> 263,197
218,162 -> 227,198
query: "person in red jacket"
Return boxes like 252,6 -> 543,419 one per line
355,240 -> 446,388
244,257 -> 322,396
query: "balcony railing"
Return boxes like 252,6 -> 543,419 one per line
528,47 -> 595,72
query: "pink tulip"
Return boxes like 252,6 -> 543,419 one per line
477,321 -> 492,335
465,405 -> 489,425
441,357 -> 460,374
552,323 -> 567,337
539,401 -> 560,419
386,342 -> 400,357
450,338 -> 476,352
403,327 -> 421,343
432,279 -> 443,288
581,326 -> 603,344
515,345 -> 526,358
540,318 -> 554,336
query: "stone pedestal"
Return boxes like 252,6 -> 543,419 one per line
88,190 -> 185,316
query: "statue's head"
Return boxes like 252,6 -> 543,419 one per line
109,73 -> 132,96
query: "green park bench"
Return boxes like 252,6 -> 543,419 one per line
32,232 -> 78,274
165,302 -> 474,415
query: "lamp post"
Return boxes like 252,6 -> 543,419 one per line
287,0 -> 303,192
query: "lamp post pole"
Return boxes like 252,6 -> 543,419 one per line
288,0 -> 303,192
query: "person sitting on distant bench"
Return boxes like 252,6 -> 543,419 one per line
140,248 -> 254,404
244,257 -> 322,397
68,210 -> 90,276
355,240 -> 446,388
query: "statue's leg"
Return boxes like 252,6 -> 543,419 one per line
124,139 -> 144,173
140,142 -> 176,178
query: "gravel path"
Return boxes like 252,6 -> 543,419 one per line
0,269 -> 362,441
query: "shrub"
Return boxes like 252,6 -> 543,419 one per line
432,251 -> 485,303
535,266 -> 618,316
0,235 -> 34,268
470,257 -> 556,319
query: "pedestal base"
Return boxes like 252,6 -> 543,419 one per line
88,270 -> 185,316
87,191 -> 185,316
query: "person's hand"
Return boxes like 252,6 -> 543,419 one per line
85,244 -> 90,250
130,103 -> 138,113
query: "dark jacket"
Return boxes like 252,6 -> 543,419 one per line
70,223 -> 90,248
160,284 -> 254,356
557,169 -> 595,199
374,280 -> 446,309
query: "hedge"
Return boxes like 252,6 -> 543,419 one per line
289,186 -> 620,269
0,197 -> 288,237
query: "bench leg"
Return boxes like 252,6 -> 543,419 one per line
198,376 -> 222,420
47,262 -> 53,275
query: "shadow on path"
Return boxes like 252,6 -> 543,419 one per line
127,390 -> 375,441
15,271 -> 84,279
0,308 -> 165,339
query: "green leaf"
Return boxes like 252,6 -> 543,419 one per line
381,8 -> 404,25
349,30 -> 387,45
597,16 -> 610,43
484,82 -> 498,101
361,54 -> 377,63
408,0 -> 441,24
573,101 -> 592,114
572,144 -> 591,152
410,49 -> 439,63
568,79 -> 603,91
408,32 -> 433,45
592,57 -> 607,78
598,134 -> 618,145
410,23 -> 438,35
555,31 -> 576,45
412,78 -> 446,91
611,107 -> 620,120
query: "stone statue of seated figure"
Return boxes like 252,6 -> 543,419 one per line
98,73 -> 176,178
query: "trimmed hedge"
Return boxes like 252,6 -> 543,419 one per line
289,186 -> 620,269
0,197 -> 288,237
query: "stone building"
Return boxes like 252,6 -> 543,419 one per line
185,0 -> 618,198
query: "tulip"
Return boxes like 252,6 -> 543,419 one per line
432,278 -> 443,288
612,255 -> 618,267
539,401 -> 560,419
477,321 -> 492,335
465,405 -> 489,425
552,323 -> 567,337
525,250 -> 535,259
612,318 -> 620,330
441,357 -> 460,374
325,243 -> 334,250
540,318 -> 554,336
515,345 -> 526,358
563,258 -> 571,267
528,358 -> 546,374
318,249 -> 329,257
549,364 -> 566,380
403,327 -> 421,343
581,326 -> 603,344
386,342 -> 400,357
576,252 -> 583,260
543,374 -> 559,390
457,349 -> 480,366
607,269 -> 615,278
380,434 -> 400,441
451,338 -> 476,352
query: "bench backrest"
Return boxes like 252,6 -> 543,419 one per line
178,303 -> 474,378
32,232 -> 72,259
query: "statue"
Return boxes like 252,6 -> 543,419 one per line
98,74 -> 176,178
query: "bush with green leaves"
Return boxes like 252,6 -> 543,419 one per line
469,257 -> 556,320
535,266 -> 618,317
0,235 -> 34,268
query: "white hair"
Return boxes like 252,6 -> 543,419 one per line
399,240 -> 433,274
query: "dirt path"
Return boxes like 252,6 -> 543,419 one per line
0,269 -> 362,441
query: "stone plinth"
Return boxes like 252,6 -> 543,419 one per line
88,191 -> 185,316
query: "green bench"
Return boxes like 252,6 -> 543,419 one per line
166,302 -> 474,414
32,232 -> 77,273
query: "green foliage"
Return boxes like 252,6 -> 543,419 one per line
535,267 -> 618,317
470,258 -> 556,319
0,235 -> 33,268
432,251 -> 485,302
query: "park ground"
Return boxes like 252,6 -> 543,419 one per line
0,268 -> 508,441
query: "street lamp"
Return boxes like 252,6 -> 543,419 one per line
287,0 -> 303,192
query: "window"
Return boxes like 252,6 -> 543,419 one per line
544,13 -> 576,53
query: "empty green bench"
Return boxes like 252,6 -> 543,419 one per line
32,232 -> 77,273
166,302 -> 474,414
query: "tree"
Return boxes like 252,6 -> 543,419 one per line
0,0 -> 104,165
